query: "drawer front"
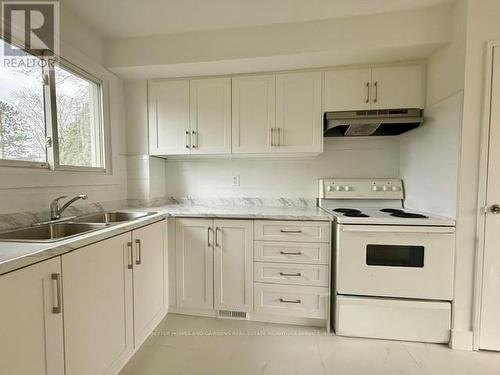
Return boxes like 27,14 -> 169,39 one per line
254,241 -> 330,264
254,221 -> 330,243
253,283 -> 328,319
335,295 -> 451,343
254,262 -> 329,287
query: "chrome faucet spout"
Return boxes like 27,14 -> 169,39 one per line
50,194 -> 88,220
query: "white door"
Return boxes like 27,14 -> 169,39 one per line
232,74 -> 275,154
132,221 -> 167,347
62,233 -> 134,375
190,77 -> 231,154
214,219 -> 253,312
176,218 -> 214,311
275,72 -> 323,153
0,258 -> 64,375
148,80 -> 190,155
479,46 -> 500,351
323,68 -> 371,111
370,65 -> 424,109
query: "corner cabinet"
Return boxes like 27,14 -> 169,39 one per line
0,258 -> 65,375
175,218 -> 253,316
324,64 -> 424,111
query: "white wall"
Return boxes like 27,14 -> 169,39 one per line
400,0 -> 466,218
165,137 -> 400,199
0,8 -> 127,214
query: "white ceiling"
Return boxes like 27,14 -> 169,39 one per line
61,0 -> 453,39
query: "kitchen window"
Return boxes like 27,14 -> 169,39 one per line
0,37 -> 107,172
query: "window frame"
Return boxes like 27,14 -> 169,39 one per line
0,35 -> 109,173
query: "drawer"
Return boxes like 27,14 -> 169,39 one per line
254,283 -> 328,319
335,295 -> 451,343
254,262 -> 329,287
254,221 -> 330,243
254,241 -> 330,264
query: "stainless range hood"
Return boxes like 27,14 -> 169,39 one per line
324,108 -> 424,137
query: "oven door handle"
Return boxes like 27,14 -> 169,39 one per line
340,225 -> 455,234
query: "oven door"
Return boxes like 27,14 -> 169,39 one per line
336,225 -> 455,300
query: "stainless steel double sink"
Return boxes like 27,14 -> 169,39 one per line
0,211 -> 157,243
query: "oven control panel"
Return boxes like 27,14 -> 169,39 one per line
319,178 -> 404,199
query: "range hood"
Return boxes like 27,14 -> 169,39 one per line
324,108 -> 424,137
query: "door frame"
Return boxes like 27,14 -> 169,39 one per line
472,40 -> 500,351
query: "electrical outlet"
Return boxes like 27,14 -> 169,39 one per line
232,175 -> 240,186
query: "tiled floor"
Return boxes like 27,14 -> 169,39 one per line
120,314 -> 500,375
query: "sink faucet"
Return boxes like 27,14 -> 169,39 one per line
50,194 -> 88,220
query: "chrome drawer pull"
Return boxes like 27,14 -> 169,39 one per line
279,272 -> 302,277
279,229 -> 302,233
127,241 -> 134,269
279,251 -> 302,255
135,239 -> 142,265
279,298 -> 301,304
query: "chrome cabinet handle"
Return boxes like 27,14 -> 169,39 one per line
279,251 -> 303,255
365,82 -> 370,103
277,128 -> 282,146
51,273 -> 62,314
207,227 -> 213,247
135,239 -> 142,265
192,130 -> 198,148
279,272 -> 302,277
373,81 -> 378,103
270,128 -> 275,147
491,204 -> 500,214
280,229 -> 302,233
279,298 -> 301,304
215,227 -> 221,247
185,130 -> 190,149
127,241 -> 134,269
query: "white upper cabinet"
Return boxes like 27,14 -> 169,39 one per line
323,64 -> 424,111
190,77 -> 232,155
370,65 -> 424,109
324,68 -> 371,111
0,258 -> 64,375
275,71 -> 323,153
232,75 -> 275,154
148,80 -> 190,155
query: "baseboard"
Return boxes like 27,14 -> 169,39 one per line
169,306 -> 217,318
449,329 -> 473,351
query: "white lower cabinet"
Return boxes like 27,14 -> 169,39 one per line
62,220 -> 167,375
175,218 -> 253,315
62,233 -> 134,375
0,257 -> 65,375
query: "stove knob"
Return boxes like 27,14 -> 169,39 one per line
392,186 -> 401,192
327,186 -> 333,192
335,186 -> 342,192
344,186 -> 352,192
372,185 -> 380,192
382,185 -> 389,191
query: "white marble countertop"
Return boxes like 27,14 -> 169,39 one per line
0,204 -> 333,275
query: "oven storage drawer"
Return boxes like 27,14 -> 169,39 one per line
254,283 -> 328,319
254,262 -> 329,287
336,225 -> 455,300
254,241 -> 330,264
254,221 -> 330,243
335,295 -> 451,343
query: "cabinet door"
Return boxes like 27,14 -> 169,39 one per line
371,65 -> 424,109
190,77 -> 231,154
232,75 -> 275,154
276,72 -> 323,153
324,68 -> 371,111
176,218 -> 214,310
62,233 -> 133,375
0,258 -> 64,375
132,221 -> 167,347
148,80 -> 190,155
214,219 -> 253,312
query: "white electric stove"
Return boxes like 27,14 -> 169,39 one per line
318,178 -> 456,344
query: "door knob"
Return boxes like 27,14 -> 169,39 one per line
491,204 -> 500,214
